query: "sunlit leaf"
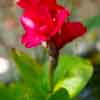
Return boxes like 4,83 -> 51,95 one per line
53,55 -> 93,98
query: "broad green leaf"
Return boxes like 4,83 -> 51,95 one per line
48,88 -> 70,100
84,15 -> 100,31
53,55 -> 93,98
11,48 -> 47,100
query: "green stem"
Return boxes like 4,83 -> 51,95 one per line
48,40 -> 59,93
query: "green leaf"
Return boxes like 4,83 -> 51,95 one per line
9,82 -> 29,100
0,79 -> 34,100
84,15 -> 100,31
11,48 -> 48,99
53,55 -> 93,99
0,83 -> 16,100
10,81 -> 47,100
48,88 -> 70,100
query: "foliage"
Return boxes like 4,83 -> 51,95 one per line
0,48 -> 93,100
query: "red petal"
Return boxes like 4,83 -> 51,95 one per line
20,5 -> 55,40
16,0 -> 29,9
50,5 -> 70,36
62,22 -> 87,36
21,33 -> 44,48
42,0 -> 56,5
53,22 -> 87,49
16,0 -> 41,9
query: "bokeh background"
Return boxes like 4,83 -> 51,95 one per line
0,0 -> 100,100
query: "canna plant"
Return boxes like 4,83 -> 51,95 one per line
2,0 -> 100,99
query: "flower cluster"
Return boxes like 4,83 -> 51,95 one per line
16,0 -> 87,49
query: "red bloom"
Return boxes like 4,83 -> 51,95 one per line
16,0 -> 87,49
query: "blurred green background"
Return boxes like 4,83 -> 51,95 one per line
0,0 -> 100,100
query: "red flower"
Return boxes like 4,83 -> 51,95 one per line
16,0 -> 87,49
